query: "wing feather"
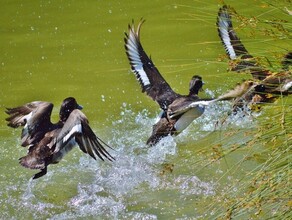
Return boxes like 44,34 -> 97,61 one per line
5,101 -> 53,146
217,5 -> 270,80
124,19 -> 179,110
55,110 -> 114,162
217,5 -> 251,60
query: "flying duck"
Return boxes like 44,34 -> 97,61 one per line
217,5 -> 292,109
5,97 -> 114,179
124,20 -> 207,145
217,5 -> 270,80
124,20 -> 243,146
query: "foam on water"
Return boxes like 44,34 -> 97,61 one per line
4,102 -> 255,219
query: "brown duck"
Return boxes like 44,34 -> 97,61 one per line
124,20 -> 245,145
6,97 -> 114,179
217,5 -> 292,110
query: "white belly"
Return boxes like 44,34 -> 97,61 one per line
52,139 -> 76,163
174,106 -> 205,132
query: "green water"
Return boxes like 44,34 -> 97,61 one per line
0,0 -> 291,219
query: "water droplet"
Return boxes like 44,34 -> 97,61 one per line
101,95 -> 105,102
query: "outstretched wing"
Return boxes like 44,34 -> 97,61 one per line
217,5 -> 270,80
217,5 -> 251,60
55,109 -> 114,162
168,81 -> 259,118
124,19 -> 179,110
5,101 -> 53,146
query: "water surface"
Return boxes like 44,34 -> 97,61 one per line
0,0 -> 291,219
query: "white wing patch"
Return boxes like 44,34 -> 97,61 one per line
63,123 -> 82,143
282,80 -> 292,91
126,31 -> 151,87
22,112 -> 33,134
24,112 -> 33,124
218,15 -> 237,60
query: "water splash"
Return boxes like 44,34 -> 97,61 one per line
3,101 -> 255,219
46,103 -> 216,218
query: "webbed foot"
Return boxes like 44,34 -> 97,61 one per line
32,167 -> 47,179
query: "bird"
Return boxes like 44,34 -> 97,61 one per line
5,97 -> 114,179
216,5 -> 270,80
146,75 -> 206,146
124,20 -> 243,146
217,5 -> 292,110
124,20 -> 207,145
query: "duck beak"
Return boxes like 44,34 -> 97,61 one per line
77,104 -> 83,110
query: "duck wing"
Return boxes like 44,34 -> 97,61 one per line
5,101 -> 53,146
168,97 -> 212,119
124,20 -> 179,110
217,5 -> 250,60
169,81 -> 259,118
217,6 -> 269,80
54,109 -> 114,162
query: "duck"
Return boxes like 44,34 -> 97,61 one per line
124,20 -> 244,146
217,5 -> 292,110
124,20 -> 206,145
5,97 -> 114,179
146,75 -> 205,146
216,5 -> 273,80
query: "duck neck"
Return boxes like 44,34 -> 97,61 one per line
189,86 -> 200,96
58,118 -> 66,125
59,110 -> 70,124
188,90 -> 199,97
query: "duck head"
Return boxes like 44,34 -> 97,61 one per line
189,75 -> 204,95
59,97 -> 83,123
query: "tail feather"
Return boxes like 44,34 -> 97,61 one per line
19,155 -> 45,170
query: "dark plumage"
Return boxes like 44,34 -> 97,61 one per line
217,5 -> 292,110
217,5 -> 270,80
146,76 -> 206,146
5,97 -> 114,179
124,20 -> 208,145
281,52 -> 292,71
124,20 -> 242,145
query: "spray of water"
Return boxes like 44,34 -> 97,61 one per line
5,101 -> 255,219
